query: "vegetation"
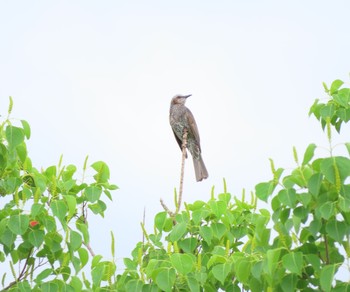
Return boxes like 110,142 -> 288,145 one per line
1,78 -> 350,291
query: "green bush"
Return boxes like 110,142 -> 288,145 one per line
117,79 -> 350,292
1,77 -> 350,291
0,97 -> 118,291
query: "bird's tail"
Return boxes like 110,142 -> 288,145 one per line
193,155 -> 208,182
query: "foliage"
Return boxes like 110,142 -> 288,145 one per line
117,79 -> 350,291
0,97 -> 118,291
1,77 -> 350,291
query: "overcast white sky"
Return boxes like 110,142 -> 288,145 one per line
1,0 -> 350,279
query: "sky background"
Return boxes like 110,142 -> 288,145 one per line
1,0 -> 350,281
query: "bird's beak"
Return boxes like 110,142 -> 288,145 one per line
184,94 -> 192,98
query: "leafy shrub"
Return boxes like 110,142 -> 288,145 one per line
1,77 -> 350,291
118,79 -> 350,292
0,97 -> 118,291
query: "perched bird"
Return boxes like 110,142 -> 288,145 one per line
169,94 -> 208,182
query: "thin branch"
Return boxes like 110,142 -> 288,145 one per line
142,207 -> 146,245
323,219 -> 330,264
160,198 -> 175,217
176,129 -> 187,214
3,248 -> 33,291
160,128 -> 188,219
83,241 -> 96,257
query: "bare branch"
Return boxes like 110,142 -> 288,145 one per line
176,129 -> 187,214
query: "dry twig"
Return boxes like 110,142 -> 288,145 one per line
160,129 -> 188,217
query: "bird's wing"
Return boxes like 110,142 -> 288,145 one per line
172,129 -> 188,158
172,130 -> 182,150
186,108 -> 201,151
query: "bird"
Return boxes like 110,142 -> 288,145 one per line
169,94 -> 208,182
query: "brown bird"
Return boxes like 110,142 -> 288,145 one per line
169,94 -> 208,182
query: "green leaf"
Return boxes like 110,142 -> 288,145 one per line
91,254 -> 102,267
59,266 -> 71,282
29,230 -> 45,247
338,195 -> 350,212
78,248 -> 89,268
91,161 -> 110,183
170,253 -> 195,274
70,230 -> 82,251
16,143 -> 27,163
212,263 -> 231,285
255,181 -> 274,202
41,282 -> 58,292
264,248 -> 281,276
280,274 -> 298,292
51,200 -> 68,222
309,98 -> 322,118
91,265 -> 104,287
3,177 -> 22,194
31,203 -> 44,217
278,188 -> 297,208
282,252 -> 303,275
308,173 -> 323,197
192,209 -> 210,225
179,237 -> 197,253
62,165 -> 77,181
187,200 -> 206,211
155,268 -> 176,292
199,226 -> 213,244
76,220 -> 89,243
330,79 -> 344,94
218,192 -> 231,204
302,143 -> 316,165
20,120 -> 31,139
69,276 -> 83,292
235,258 -> 251,284
63,195 -> 77,219
318,202 -> 334,220
207,254 -> 226,268
305,254 -> 321,272
5,126 -> 25,149
154,212 -> 167,232
125,279 -> 144,292
321,157 -> 350,184
336,108 -> 350,122
1,227 -> 16,247
326,219 -> 347,242
334,87 -> 350,107
84,186 -> 102,203
8,214 -> 29,235
88,200 -> 107,216
308,219 -> 321,237
168,222 -> 187,242
208,200 -> 226,218
33,173 -> 47,193
124,258 -> 137,270
16,281 -> 32,291
43,216 -> 56,232
211,223 -> 226,240
320,104 -> 335,119
320,264 -> 336,292
35,268 -> 53,283
186,275 -> 200,292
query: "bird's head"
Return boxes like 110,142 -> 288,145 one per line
171,94 -> 191,105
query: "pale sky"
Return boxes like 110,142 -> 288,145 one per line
1,0 -> 350,280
